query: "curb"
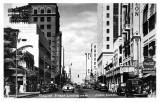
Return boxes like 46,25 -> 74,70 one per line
18,93 -> 40,98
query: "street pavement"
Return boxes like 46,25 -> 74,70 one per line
23,88 -> 125,98
6,88 -> 156,98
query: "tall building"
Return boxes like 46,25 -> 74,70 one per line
8,3 -> 62,83
97,3 -> 121,83
105,3 -> 156,92
91,43 -> 98,82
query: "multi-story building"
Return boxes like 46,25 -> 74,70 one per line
140,3 -> 156,92
97,3 -> 121,83
91,43 -> 98,82
105,37 -> 123,90
11,24 -> 51,92
8,3 -> 62,83
104,3 -> 156,92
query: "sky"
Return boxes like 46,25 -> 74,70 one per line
4,3 -> 97,84
58,3 -> 97,84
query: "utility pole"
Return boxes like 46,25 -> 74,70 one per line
15,31 -> 18,98
44,56 -> 45,84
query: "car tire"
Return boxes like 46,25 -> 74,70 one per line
125,93 -> 128,97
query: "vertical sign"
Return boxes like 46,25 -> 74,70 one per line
133,3 -> 140,36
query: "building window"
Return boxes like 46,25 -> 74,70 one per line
94,54 -> 96,57
47,9 -> 52,14
106,45 -> 110,49
42,32 -> 44,35
33,17 -> 37,22
149,41 -> 156,56
34,9 -> 37,14
22,39 -> 27,41
106,37 -> 110,41
40,25 -> 44,29
47,25 -> 51,29
94,62 -> 96,65
40,17 -> 44,22
107,13 -> 110,18
143,45 -> 148,58
41,9 -> 45,14
149,14 -> 156,32
106,29 -> 110,33
143,4 -> 148,36
94,45 -> 96,48
47,17 -> 51,22
94,50 -> 96,52
49,40 -> 51,45
106,21 -> 110,26
107,6 -> 110,10
47,32 -> 51,37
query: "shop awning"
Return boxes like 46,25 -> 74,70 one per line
143,73 -> 156,78
23,67 -> 36,76
8,68 -> 25,76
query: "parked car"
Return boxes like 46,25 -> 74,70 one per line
40,84 -> 50,94
125,79 -> 148,97
117,83 -> 126,96
93,84 -> 99,90
62,83 -> 74,93
98,83 -> 108,91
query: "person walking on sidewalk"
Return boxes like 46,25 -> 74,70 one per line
4,83 -> 10,98
111,83 -> 115,93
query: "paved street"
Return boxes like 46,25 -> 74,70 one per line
24,89 -> 125,98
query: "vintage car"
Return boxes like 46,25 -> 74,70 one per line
62,83 -> 74,93
117,83 -> 126,96
125,79 -> 148,97
98,83 -> 108,91
40,84 -> 50,94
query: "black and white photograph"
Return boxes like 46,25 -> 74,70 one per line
3,1 -> 157,99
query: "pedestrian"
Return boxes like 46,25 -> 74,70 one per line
111,83 -> 115,93
4,83 -> 10,98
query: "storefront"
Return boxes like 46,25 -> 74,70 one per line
142,58 -> 156,94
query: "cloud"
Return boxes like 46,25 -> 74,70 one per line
59,4 -> 97,83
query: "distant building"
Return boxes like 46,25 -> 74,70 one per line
91,43 -> 98,82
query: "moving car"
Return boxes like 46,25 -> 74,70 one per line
93,84 -> 99,90
49,83 -> 58,92
98,83 -> 108,91
40,84 -> 50,94
117,83 -> 126,96
62,83 -> 74,93
125,79 -> 148,97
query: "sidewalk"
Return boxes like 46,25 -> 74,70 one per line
8,92 -> 40,98
148,92 -> 156,98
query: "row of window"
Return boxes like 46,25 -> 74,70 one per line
143,4 -> 156,36
40,24 -> 51,29
33,8 -> 52,14
33,17 -> 51,22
